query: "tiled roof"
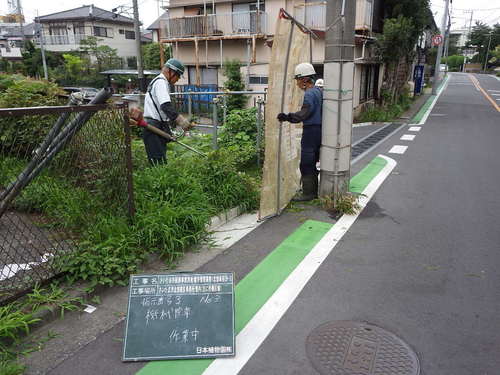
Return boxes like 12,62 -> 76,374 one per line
36,5 -> 134,24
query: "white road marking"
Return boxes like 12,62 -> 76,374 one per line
487,89 -> 500,92
409,126 -> 422,132
400,134 -> 416,141
200,155 -> 398,375
490,93 -> 500,96
389,145 -> 408,154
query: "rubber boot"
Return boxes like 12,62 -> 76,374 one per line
293,174 -> 318,202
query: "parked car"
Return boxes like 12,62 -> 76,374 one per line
439,64 -> 448,72
62,87 -> 99,100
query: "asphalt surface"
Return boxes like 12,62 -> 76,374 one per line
22,73 -> 500,374
239,72 -> 500,375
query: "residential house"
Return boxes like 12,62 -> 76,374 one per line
149,0 -> 386,114
34,5 -> 140,68
0,22 -> 35,60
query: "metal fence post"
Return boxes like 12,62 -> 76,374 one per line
212,97 -> 219,150
256,97 -> 264,168
121,102 -> 136,220
188,90 -> 192,118
222,94 -> 227,127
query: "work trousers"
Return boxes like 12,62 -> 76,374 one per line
300,125 -> 322,176
143,118 -> 172,165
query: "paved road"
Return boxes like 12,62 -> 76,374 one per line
237,72 -> 500,375
26,72 -> 500,375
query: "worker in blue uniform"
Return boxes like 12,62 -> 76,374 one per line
277,62 -> 323,201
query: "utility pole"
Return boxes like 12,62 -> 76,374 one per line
432,0 -> 450,95
483,32 -> 492,73
462,10 -> 473,72
319,0 -> 355,197
443,16 -> 451,75
132,0 -> 146,92
16,0 -> 24,43
36,11 -> 48,80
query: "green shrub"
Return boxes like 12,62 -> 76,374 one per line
219,108 -> 263,167
0,78 -> 64,156
0,74 -> 24,93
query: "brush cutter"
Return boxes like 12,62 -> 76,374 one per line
130,114 -> 207,158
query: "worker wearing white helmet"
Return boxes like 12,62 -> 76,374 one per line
315,78 -> 324,88
277,62 -> 323,201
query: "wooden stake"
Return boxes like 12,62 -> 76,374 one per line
194,37 -> 201,86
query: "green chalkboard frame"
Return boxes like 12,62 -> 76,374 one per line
122,272 -> 235,362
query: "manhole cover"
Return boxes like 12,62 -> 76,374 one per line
306,321 -> 419,375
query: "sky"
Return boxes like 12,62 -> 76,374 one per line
1,0 -> 499,32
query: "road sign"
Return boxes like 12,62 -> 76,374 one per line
432,35 -> 443,46
123,272 -> 235,361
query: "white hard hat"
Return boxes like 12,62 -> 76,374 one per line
315,79 -> 324,87
294,62 -> 316,79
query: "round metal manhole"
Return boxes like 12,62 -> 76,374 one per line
306,321 -> 419,375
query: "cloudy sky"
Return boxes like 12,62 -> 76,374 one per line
1,0 -> 499,32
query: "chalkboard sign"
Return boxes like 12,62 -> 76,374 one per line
122,272 -> 235,361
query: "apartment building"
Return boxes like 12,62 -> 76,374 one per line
150,0 -> 385,113
35,5 -> 139,67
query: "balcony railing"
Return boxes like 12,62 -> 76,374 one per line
294,0 -> 373,32
39,34 -> 88,46
294,2 -> 327,31
160,11 -> 267,39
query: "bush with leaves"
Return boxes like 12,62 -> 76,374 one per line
0,78 -> 64,155
219,107 -> 263,167
222,60 -> 248,111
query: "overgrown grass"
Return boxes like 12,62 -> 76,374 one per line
0,144 -> 260,290
357,93 -> 414,123
0,284 -> 83,374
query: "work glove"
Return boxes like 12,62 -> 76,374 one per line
277,113 -> 290,122
175,114 -> 195,131
129,107 -> 144,126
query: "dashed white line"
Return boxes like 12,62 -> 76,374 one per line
409,126 -> 422,132
400,134 -> 416,141
389,145 -> 408,154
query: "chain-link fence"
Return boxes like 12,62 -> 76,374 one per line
0,102 -> 134,304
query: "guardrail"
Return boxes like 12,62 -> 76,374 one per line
160,11 -> 267,39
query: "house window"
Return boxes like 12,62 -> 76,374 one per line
249,75 -> 268,85
359,64 -> 378,103
93,26 -> 109,37
73,22 -> 85,35
125,30 -> 135,39
188,66 -> 218,85
49,23 -> 68,36
127,57 -> 137,69
119,29 -> 124,34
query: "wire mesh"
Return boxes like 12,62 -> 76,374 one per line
0,103 -> 133,304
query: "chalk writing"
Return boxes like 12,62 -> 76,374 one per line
200,294 -> 222,304
169,328 -> 200,343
